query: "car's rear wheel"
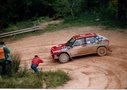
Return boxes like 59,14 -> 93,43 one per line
59,53 -> 70,63
97,47 -> 107,56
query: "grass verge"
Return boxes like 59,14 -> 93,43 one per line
0,70 -> 69,88
1,12 -> 126,41
0,17 -> 51,33
38,12 -> 126,34
0,54 -> 70,88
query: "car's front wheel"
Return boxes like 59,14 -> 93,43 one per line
97,47 -> 107,56
59,53 -> 70,63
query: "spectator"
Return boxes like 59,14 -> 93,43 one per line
0,41 -> 11,75
31,55 -> 43,73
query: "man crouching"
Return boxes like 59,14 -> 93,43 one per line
31,55 -> 43,73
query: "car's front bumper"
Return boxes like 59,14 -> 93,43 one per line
51,50 -> 59,60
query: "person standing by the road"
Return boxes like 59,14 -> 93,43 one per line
0,41 -> 11,75
31,55 -> 43,73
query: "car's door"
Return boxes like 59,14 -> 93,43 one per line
83,36 -> 98,54
69,38 -> 86,57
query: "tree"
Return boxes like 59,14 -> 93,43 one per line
53,0 -> 82,18
118,0 -> 127,26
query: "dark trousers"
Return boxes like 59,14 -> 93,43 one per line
0,60 -> 11,75
31,64 -> 38,73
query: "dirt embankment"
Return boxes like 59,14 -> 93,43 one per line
7,26 -> 127,89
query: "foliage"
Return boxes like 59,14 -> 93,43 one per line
117,0 -> 127,27
44,12 -> 122,31
2,11 -> 124,40
0,54 -> 69,88
53,0 -> 82,18
0,0 -> 127,29
0,70 -> 69,88
0,16 -> 50,33
41,70 -> 70,88
0,53 -> 21,76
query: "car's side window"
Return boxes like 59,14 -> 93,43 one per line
86,37 -> 96,44
73,38 -> 85,46
96,35 -> 103,41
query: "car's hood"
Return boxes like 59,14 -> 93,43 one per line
51,43 -> 66,52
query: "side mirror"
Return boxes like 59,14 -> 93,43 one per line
69,45 -> 73,48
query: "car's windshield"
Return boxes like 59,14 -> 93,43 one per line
66,37 -> 75,46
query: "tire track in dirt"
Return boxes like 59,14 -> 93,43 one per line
83,65 -> 121,89
7,26 -> 127,88
83,57 -> 127,88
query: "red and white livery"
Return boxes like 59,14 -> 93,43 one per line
51,33 -> 111,63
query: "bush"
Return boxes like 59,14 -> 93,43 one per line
0,54 -> 69,88
0,16 -> 51,33
2,53 -> 21,76
42,70 -> 70,88
0,20 -> 8,29
0,53 -> 21,76
0,70 -> 69,88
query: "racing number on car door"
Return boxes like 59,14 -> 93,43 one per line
70,38 -> 85,57
84,37 -> 98,54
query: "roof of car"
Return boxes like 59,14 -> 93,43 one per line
73,33 -> 97,39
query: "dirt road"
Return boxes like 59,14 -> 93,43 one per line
7,26 -> 127,89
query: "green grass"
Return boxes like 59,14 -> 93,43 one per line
41,70 -> 70,88
2,12 -> 126,35
63,13 -> 125,29
0,72 -> 42,88
0,54 -> 70,88
0,70 -> 70,88
41,12 -> 125,33
0,17 -> 51,33
1,12 -> 126,41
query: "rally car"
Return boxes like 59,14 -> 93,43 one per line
51,33 -> 111,63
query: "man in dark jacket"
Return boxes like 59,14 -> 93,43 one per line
31,55 -> 43,73
0,41 -> 11,75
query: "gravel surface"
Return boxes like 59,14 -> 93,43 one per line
7,26 -> 127,89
